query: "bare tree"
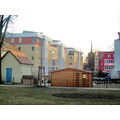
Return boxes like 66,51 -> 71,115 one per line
108,43 -> 114,51
0,15 -> 11,83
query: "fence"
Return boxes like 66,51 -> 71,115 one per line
93,78 -> 120,88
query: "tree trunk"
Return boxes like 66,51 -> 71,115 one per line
0,15 -> 11,84
0,47 -> 2,83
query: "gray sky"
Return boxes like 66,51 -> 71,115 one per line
2,0 -> 120,55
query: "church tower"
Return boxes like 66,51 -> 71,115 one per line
87,41 -> 95,71
91,41 -> 93,53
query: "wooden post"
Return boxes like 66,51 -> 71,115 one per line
37,66 -> 40,86
40,66 -> 42,86
43,66 -> 46,87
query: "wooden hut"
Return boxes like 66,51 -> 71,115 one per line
51,68 -> 93,87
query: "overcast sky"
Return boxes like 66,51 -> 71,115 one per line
2,0 -> 120,55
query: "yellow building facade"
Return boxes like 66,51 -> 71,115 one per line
6,31 -> 83,77
64,48 -> 83,69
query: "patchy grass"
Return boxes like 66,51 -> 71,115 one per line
0,86 -> 120,105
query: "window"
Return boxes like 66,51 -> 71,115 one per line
32,37 -> 36,43
83,74 -> 87,78
11,38 -> 14,43
51,67 -> 55,70
104,59 -> 107,63
31,56 -> 34,60
101,54 -> 103,57
19,38 -> 22,43
108,55 -> 111,58
105,66 -> 108,69
18,47 -> 21,51
51,50 -> 55,55
68,51 -> 74,55
52,60 -> 56,66
48,67 -> 51,70
32,47 -> 34,51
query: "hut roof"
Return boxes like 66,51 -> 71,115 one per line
51,68 -> 92,73
2,50 -> 33,65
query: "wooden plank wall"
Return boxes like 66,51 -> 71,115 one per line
51,69 -> 93,87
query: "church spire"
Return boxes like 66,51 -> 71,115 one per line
91,41 -> 93,53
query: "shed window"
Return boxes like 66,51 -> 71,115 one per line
83,74 -> 87,78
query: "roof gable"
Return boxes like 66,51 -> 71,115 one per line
2,50 -> 33,65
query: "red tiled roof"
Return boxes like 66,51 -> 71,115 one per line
2,50 -> 33,65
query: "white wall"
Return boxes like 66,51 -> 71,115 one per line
41,35 -> 48,75
21,64 -> 32,76
114,39 -> 120,70
2,52 -> 33,83
2,53 -> 21,83
58,43 -> 65,69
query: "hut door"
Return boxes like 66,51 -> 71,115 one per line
6,68 -> 12,83
75,73 -> 80,87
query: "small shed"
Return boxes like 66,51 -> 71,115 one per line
22,75 -> 34,86
1,50 -> 33,84
51,68 -> 93,87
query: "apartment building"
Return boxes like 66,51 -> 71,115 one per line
94,52 -> 99,73
48,40 -> 65,72
6,31 -> 44,76
94,51 -> 114,73
64,47 -> 83,69
6,31 -> 83,76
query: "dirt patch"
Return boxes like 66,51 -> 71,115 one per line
51,93 -> 120,99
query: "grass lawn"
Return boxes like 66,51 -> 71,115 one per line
0,86 -> 120,105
